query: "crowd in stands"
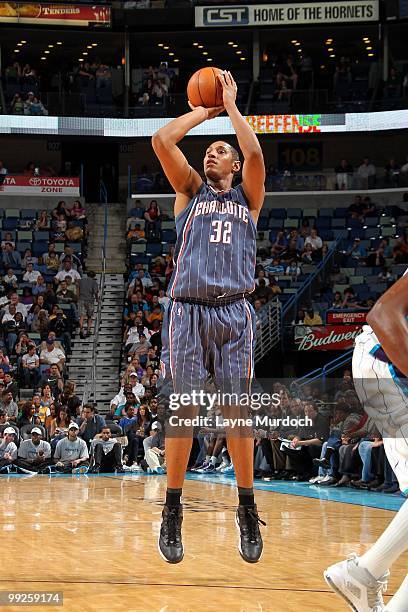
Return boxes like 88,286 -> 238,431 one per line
0,199 -> 106,474
3,59 -> 178,114
259,52 -> 408,111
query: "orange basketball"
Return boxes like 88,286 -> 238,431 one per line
187,67 -> 224,108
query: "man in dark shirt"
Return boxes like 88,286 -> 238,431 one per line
281,402 -> 330,481
77,404 -> 106,446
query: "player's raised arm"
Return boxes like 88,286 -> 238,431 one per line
219,71 -> 265,215
366,272 -> 408,376
151,106 -> 223,198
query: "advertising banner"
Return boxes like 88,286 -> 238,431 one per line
0,176 -> 80,196
195,1 -> 379,27
326,311 -> 368,325
295,325 -> 362,351
0,3 -> 111,27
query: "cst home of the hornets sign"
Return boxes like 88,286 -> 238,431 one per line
195,1 -> 379,27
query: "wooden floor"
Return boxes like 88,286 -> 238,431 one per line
0,475 -> 405,612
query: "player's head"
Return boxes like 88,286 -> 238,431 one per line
204,141 -> 240,182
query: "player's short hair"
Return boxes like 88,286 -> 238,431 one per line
229,144 -> 240,163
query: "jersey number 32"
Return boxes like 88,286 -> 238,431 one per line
209,220 -> 232,244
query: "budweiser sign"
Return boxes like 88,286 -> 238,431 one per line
326,311 -> 367,324
0,176 -> 80,196
296,325 -> 362,351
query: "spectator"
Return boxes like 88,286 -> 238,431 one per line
384,67 -> 402,99
0,427 -> 18,473
143,421 -> 165,474
53,422 -> 89,474
39,338 -> 66,374
0,391 -> 18,422
281,402 -> 330,481
27,96 -> 48,116
332,292 -> 343,309
21,344 -> 40,388
2,243 -> 21,269
384,158 -> 400,186
15,428 -> 52,474
356,157 -> 376,189
77,404 -> 106,446
277,55 -> 298,99
90,426 -> 124,473
346,238 -> 366,262
335,159 -> 353,190
54,258 -> 81,286
301,243 -> 314,264
271,231 -> 287,256
4,268 -> 18,290
0,160 -> 8,176
285,259 -> 301,280
366,247 -> 386,268
10,93 -> 24,115
341,287 -> 362,309
23,262 -> 41,285
78,271 -> 98,339
304,229 -> 323,252
303,308 -> 322,326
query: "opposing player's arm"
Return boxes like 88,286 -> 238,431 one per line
366,273 -> 408,376
219,72 -> 265,215
151,107 -> 222,199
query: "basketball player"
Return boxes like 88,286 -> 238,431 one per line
324,270 -> 408,611
151,71 -> 265,564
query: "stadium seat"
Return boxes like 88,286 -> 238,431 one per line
20,209 -> 37,220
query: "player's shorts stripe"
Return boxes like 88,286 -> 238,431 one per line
244,302 -> 254,391
168,301 -> 177,381
170,198 -> 197,298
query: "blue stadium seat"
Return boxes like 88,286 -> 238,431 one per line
270,208 -> 286,219
20,209 -> 37,220
161,230 -> 176,243
32,241 -> 48,256
3,219 -> 19,231
334,208 -> 348,218
146,243 -> 163,256
315,217 -> 332,229
268,219 -> 283,230
33,231 -> 50,242
257,218 -> 269,231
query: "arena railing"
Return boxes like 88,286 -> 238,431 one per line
81,182 -> 107,409
5,89 -> 403,119
289,348 -> 354,396
253,237 -> 340,363
254,297 -> 281,363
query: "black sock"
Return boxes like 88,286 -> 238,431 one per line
238,487 -> 255,507
166,488 -> 182,508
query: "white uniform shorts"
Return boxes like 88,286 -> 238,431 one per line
353,331 -> 408,494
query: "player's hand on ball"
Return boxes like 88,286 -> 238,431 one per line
218,70 -> 238,110
188,101 -> 224,120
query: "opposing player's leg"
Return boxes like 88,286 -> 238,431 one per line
158,301 -> 205,564
324,335 -> 408,611
217,300 -> 265,563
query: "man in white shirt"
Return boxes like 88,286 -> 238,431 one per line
22,344 -> 40,388
0,160 -> 7,176
23,262 -> 41,285
357,157 -> 376,188
128,372 -> 145,399
39,338 -> 66,374
54,257 -> 81,286
4,293 -> 28,319
0,427 -> 18,472
304,229 -> 323,251
15,428 -> 52,474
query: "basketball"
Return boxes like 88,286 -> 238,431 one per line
187,67 -> 224,108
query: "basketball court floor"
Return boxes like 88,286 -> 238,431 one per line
1,473 -> 406,611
